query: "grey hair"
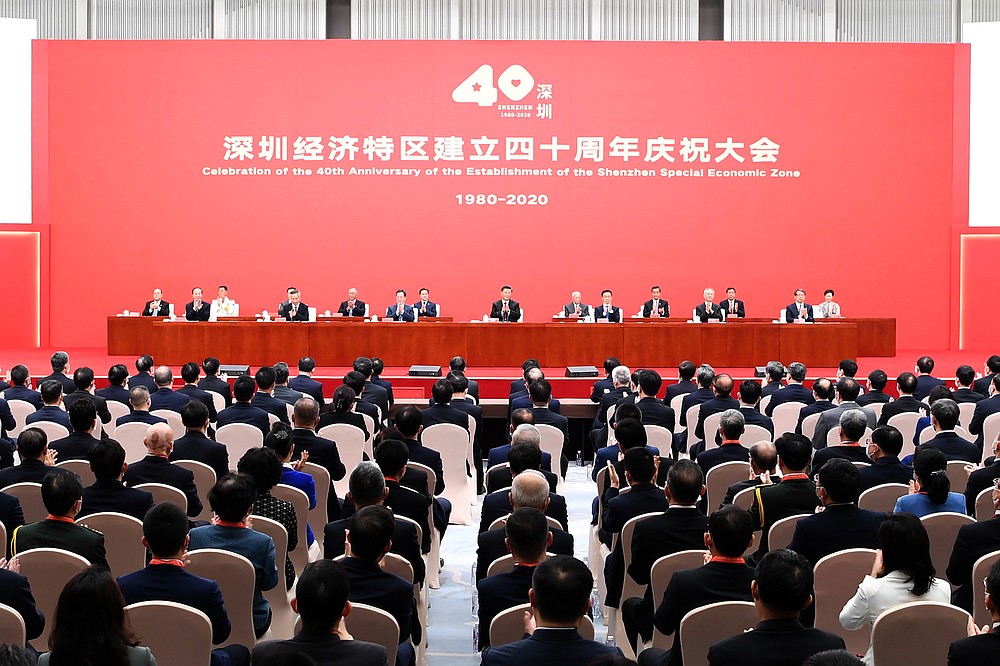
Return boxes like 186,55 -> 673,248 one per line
349,461 -> 386,504
839,409 -> 868,441
51,351 -> 69,370
720,409 -> 745,438
511,423 -> 541,448
788,362 -> 808,382
510,470 -> 549,510
154,365 -> 173,386
129,385 -> 151,407
696,364 -> 716,387
930,398 -> 960,429
611,366 -> 631,385
765,360 -> 785,377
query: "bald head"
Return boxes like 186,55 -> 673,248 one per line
144,422 -> 174,454
749,441 -> 777,474
510,470 -> 550,511
154,365 -> 173,387
714,374 -> 734,396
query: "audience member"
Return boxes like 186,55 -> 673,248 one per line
251,366 -> 290,424
947,475 -> 1000,613
123,423 -> 203,517
721,441 -> 777,507
177,361 -> 219,421
795,378 -> 836,435
914,356 -> 945,401
856,369 -> 891,407
41,351 -> 76,395
489,421 -> 557,491
25,379 -> 70,430
199,357 -> 233,407
953,365 -> 987,403
735,380 -> 774,438
876,372 -> 929,427
115,386 -> 167,428
216,375 -> 270,435
264,423 -> 317,555
0,429 -> 59,487
810,410 -> 873,474
748,434 -> 818,564
289,397 -> 346,523
812,379 -> 876,450
4,364 -> 42,409
79,438 -> 154,520
271,362 -> 305,407
947,558 -> 1000,664
238,446 -> 300,591
318,385 -> 369,438
693,374 -> 739,447
966,434 -> 1000,515
760,361 -> 786,398
858,425 -> 912,491
128,354 -> 156,392
765,362 -> 815,416
169,399 -> 229,482
696,409 -> 749,475
49,398 -> 101,460
893,446 -> 965,516
920,398 -> 979,463
480,448 -> 567,533
61,367 -> 112,425
970,375 -> 1000,454
0,548 -> 44,644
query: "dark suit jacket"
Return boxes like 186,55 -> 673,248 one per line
695,396 -> 740,440
96,385 -> 131,407
857,389 -> 892,406
948,626 -> 1000,665
40,372 -> 75,396
719,299 -> 746,319
795,400 -> 835,434
199,375 -> 233,407
966,461 -> 1000,515
290,428 -> 346,520
748,477 -> 819,561
970,395 -> 1000,450
877,395 -> 930,426
0,459 -> 60,487
3,386 -> 43,409
0,568 -> 44,641
115,410 -> 166,428
974,374 -> 997,396
810,444 -> 873,476
765,384 -> 815,416
385,480 -> 432,554
278,301 -> 310,321
953,387 -> 987,403
914,374 -> 946,401
252,392 -> 289,424
475,526 -> 573,583
178,384 -> 219,422
270,385 -> 303,407
252,631 -> 388,666
216,402 -> 270,435
487,445 -> 552,474
562,303 -> 592,318
813,403 -> 877,450
337,300 -> 367,317
679,387 -> 717,427
531,406 -> 569,446
12,518 -> 108,568
859,456 -> 913,492
123,455 -> 203,517
477,565 -> 534,650
490,299 -> 521,322
324,516 -> 425,587
50,432 -> 100,461
628,507 -> 709,589
0,492 -> 23,557
665,381 -> 697,403
318,411 -> 370,440
594,304 -> 622,322
413,300 -> 438,318
360,382 -> 390,423
740,406 -> 774,437
480,628 -> 621,665
510,393 -> 561,415
353,399 -> 380,428
479,489 -> 568,534
694,303 -> 725,322
787,504 -> 884,567
185,301 -> 211,321
594,387 -> 632,429
785,302 -> 814,323
79,480 -> 154,521
636,397 -> 676,432
128,372 -> 156,392
947,515 -> 1000,612
385,304 -> 415,321
642,299 -> 669,318
927,431 -> 980,463
759,381 -> 784,398
287,374 -> 323,406
371,377 -> 394,407
170,431 -> 230,482
24,404 -> 71,432
603,485 -> 671,607
340,557 -> 419,644
403,440 -> 445,496
707,618 -> 845,666
422,403 -> 471,431
721,477 -> 767,508
143,300 -> 170,317
697,443 -> 750,477
149,387 -> 191,413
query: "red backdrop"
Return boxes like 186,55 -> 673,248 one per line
14,40 -> 977,351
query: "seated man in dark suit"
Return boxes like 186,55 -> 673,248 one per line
413,288 -> 438,318
373,439 -> 432,555
642,285 -> 669,318
78,438 -> 154,520
184,287 -> 211,321
480,555 -> 623,665
664,360 -> 698,403
489,409 -> 548,471
528,378 -> 571,478
954,364 -> 987,403
4,364 -> 42,409
142,288 -> 170,317
11,471 -> 108,568
128,354 -> 156,392
476,466 -> 573,583
445,372 -> 484,492
621,461 -> 709,624
0,429 -> 59,488
490,285 -> 521,322
251,559 -> 387,666
810,409 -> 874,475
477,508 -> 553,650
633,506 -> 756,662
673,364 -> 718,456
277,288 -> 309,321
974,355 -> 1000,396
966,435 -> 1000,515
706,549 -> 845,666
694,287 -> 725,322
788,459 -> 884,567
766,362 -> 816,417
562,291 -> 591,318
736,380 -> 774,439
118,502 -> 252,666
691,374 -> 740,456
590,358 -> 620,403
877,372 -> 930,427
592,365 -> 633,434
343,371 -> 381,428
595,289 -> 622,322
341,505 -> 420,666
41,350 -> 76,395
250,365 -> 290,425
923,398 -> 979,463
970,375 -> 1000,455
395,406 -> 446,498
287,356 -> 324,407
169,400 -> 229,482
25,379 -> 71,430
856,368 -> 892,407
632,369 -> 676,431
811,378 -> 877,451
593,411 -> 668,491
859,425 -> 912,492
177,362 -> 219,422
602,447 -> 670,611
199,357 -> 233,408
386,289 -> 416,321
785,289 -> 814,323
947,478 -> 1000,613
488,423 -> 558,493
719,287 -> 746,319
96,363 -> 131,406
325,461 -> 425,588
948,559 -> 1000,665
49,398 -> 101,461
290,396 -> 347,523
508,359 -> 540,396
270,361 -> 304,407
510,368 -> 562,416
123,423 -> 203,517
370,358 -> 394,408
760,361 -> 786,398
149,365 -> 191,413
354,357 -> 391,421
115,386 -> 168,429
0,551 -> 44,645
914,355 -> 946,401
696,409 -> 750,477
216,375 -> 271,436
337,287 -> 367,317
480,449 -> 568,533
795,378 -> 836,435
448,356 -> 479,400
721,441 -> 778,507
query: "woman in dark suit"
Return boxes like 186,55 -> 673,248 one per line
317,386 -> 370,440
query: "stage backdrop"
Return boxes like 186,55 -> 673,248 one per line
30,40 -> 969,352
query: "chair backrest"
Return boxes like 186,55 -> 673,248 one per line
76,511 -> 145,576
360,413 -> 376,441
0,602 -> 26,647
317,424 -> 366,498
535,424 -> 565,469
649,550 -> 708,647
6,400 -> 35,438
250,515 -> 295,639
740,426 -> 771,448
133,483 -> 188,513
186,548 -> 258,648
113,421 -> 151,463
422,423 -> 473,525
957,402 -> 977,429
488,602 -> 594,647
55,459 -> 96,488
23,421 -> 68,442
206,391 -> 226,417
1,483 -> 45,523
869,401 -> 886,421
758,394 -> 772,412
344,602 -> 399,666
767,514 -> 809,552
16,548 -> 90,650
406,461 -> 437,498
484,463 -> 510,491
705,461 -> 751,511
670,394 -> 686,424
267,413 -> 279,427
685,404 -> 702,448
679,601 -> 759,666
644,424 -> 674,452
105,400 -> 130,434
271,483 -> 310,575
921,512 -> 976,575
813,548 -> 878,656
732,486 -> 756,510
858,483 -> 909,513
150,410 -> 185,440
301,462 -> 331,528
887,412 -> 923,456
801,412 -> 821,440
127,600 -> 213,666
983,413 -> 1000,465
172,460 -> 216,521
486,553 -> 516,578
382,551 -> 415,583
945,460 -> 971,494
976,486 -> 996,521
617,511 -> 661,604
701,413 -> 724,450
973,549 -> 1000,628
215,423 -> 263,465
827,427 -> 873,448
395,514 -> 424,552
870,601 -> 969,666
770,402 -> 806,437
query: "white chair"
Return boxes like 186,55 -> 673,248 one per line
957,402 -> 977,430
115,422 -> 152,463
134,483 -> 188,513
422,423 -> 473,525
307,306 -> 317,322
249,515 -> 295,639
946,460 -> 971,494
301,462 -> 331,529
76,511 -> 145,576
17,548 -> 90,650
0,602 -> 26,647
489,602 -> 595,648
215,423 -> 263,465
151,410 -> 185,440
644,425 -> 674,452
127,601 -> 214,666
105,400 -> 130,435
173,460 -> 217,522
23,421 -> 69,442
186,548 -> 258,649
56,459 -> 96,487
976,486 -> 995,521
770,402 -> 806,437
535,424 -> 565,492
3,482 -> 45,523
206,391 -> 226,418
741,425 -> 772,447
858,483 -> 909,513
267,413 -> 279,427
982,413 -> 1000,464
271,484 -> 311,575
801,413 -> 821,440
887,412 -> 923,459
317,424 -> 366,498
972,550 -> 1000,628
705,461 -> 751,511
768,514 -> 809,551
360,413 -> 376,442
679,601 -> 759,666
813,548 -> 878,656
870,601 -> 969,666
700,412 -> 724,450
6,400 -> 35,437
648,550 -> 708,649
684,404 -> 702,453
758,394 -> 773,414
921,512 -> 974,576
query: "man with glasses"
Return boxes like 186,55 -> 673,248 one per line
947,472 -> 1000,613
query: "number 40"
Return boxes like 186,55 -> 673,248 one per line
452,64 -> 535,107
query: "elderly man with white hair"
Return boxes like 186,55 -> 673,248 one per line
809,409 -> 873,477
487,423 -> 560,493
695,287 -> 725,322
562,291 -> 591,318
123,422 -> 203,516
480,441 -> 568,532
695,409 -> 750,476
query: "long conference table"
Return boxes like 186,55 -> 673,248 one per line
107,316 -> 895,368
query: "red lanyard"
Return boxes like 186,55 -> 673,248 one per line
46,515 -> 75,523
149,558 -> 185,568
710,556 -> 747,565
216,520 -> 246,528
781,473 -> 809,481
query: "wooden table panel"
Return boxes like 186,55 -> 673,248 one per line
310,322 -> 389,366
779,323 -> 858,367
623,322 -> 702,367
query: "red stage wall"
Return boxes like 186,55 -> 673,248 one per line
22,40 -> 973,352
